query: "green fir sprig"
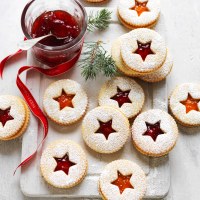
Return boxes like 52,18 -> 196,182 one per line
87,9 -> 112,32
79,41 -> 117,80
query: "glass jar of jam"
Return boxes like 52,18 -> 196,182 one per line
21,0 -> 87,67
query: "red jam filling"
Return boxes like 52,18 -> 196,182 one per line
53,89 -> 75,110
111,171 -> 134,194
0,107 -> 14,127
134,41 -> 154,61
130,0 -> 149,16
111,87 -> 132,108
95,120 -> 116,140
180,93 -> 200,113
54,154 -> 76,175
143,121 -> 164,141
31,10 -> 81,46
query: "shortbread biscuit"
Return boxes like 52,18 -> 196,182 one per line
82,106 -> 130,154
40,139 -> 88,188
132,109 -> 178,157
99,160 -> 146,200
43,79 -> 88,125
99,77 -> 145,118
169,83 -> 200,127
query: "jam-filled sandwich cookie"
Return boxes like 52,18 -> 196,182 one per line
82,106 -> 130,154
40,139 -> 88,188
118,0 -> 160,29
112,34 -> 172,82
99,160 -> 147,200
0,95 -> 30,141
98,76 -> 145,118
132,109 -> 178,157
43,79 -> 88,125
169,83 -> 200,127
120,28 -> 167,74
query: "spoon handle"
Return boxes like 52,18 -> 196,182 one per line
18,34 -> 52,50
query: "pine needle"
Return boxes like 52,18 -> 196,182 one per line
79,41 -> 117,80
87,9 -> 112,32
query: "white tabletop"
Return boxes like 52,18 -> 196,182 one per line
0,0 -> 200,200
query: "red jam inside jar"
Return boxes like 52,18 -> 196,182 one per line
111,171 -> 134,194
54,154 -> 76,175
31,10 -> 81,47
95,120 -> 116,140
22,0 -> 87,67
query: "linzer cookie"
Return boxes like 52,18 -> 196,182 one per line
99,160 -> 146,200
82,106 -> 130,154
132,109 -> 178,157
169,83 -> 200,127
118,0 -> 160,29
98,76 -> 145,118
43,79 -> 88,125
0,95 -> 30,141
40,139 -> 88,188
120,28 -> 167,73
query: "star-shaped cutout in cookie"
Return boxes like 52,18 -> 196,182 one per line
54,154 -> 76,175
95,119 -> 116,140
180,93 -> 200,114
0,107 -> 14,127
111,171 -> 134,194
134,41 -> 154,61
53,89 -> 75,110
143,121 -> 165,141
111,87 -> 132,108
130,0 -> 149,16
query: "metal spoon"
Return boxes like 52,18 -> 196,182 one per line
18,34 -> 59,50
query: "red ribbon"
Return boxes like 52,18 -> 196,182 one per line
0,49 -> 23,78
0,42 -> 82,175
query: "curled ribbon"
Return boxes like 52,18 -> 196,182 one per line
0,41 -> 82,175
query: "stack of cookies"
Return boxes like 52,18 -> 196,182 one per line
112,28 -> 173,82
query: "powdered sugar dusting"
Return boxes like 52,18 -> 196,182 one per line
120,28 -> 167,73
111,36 -> 140,77
169,83 -> 200,126
118,0 -> 160,27
99,77 -> 145,118
43,79 -> 88,125
0,95 -> 26,139
40,139 -> 87,188
82,106 -> 130,153
139,50 -> 173,82
99,159 -> 146,200
132,109 -> 178,156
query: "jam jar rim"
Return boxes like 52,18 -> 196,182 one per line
21,0 -> 88,51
